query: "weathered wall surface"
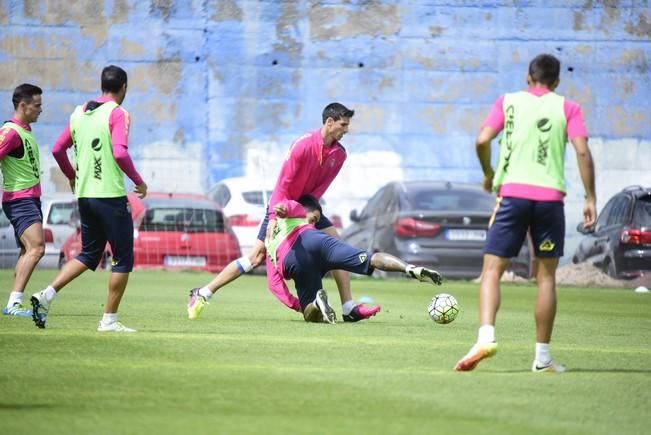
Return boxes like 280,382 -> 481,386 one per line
1,0 -> 650,260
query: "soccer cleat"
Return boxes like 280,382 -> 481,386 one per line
532,359 -> 566,373
97,321 -> 136,332
342,303 -> 381,322
454,342 -> 498,371
314,289 -> 337,324
406,266 -> 443,285
30,292 -> 50,329
3,303 -> 32,317
187,288 -> 208,320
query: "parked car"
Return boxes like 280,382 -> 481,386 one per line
341,181 -> 530,280
60,192 -> 241,272
573,185 -> 651,279
207,177 -> 273,255
0,195 -> 77,269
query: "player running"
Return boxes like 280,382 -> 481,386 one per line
454,54 -> 596,373
1,84 -> 45,317
30,65 -> 148,332
189,195 -> 443,323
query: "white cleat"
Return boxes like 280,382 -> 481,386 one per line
532,359 -> 566,373
314,289 -> 336,324
97,321 -> 136,333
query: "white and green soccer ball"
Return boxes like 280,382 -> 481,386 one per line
428,293 -> 459,324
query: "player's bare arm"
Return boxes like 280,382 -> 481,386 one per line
570,136 -> 596,229
475,126 -> 498,192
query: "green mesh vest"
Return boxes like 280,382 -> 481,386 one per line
70,101 -> 126,198
0,121 -> 41,192
265,217 -> 309,266
493,91 -> 568,194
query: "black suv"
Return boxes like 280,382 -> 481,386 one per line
573,185 -> 651,279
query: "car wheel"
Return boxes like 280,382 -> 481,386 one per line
58,254 -> 65,269
572,255 -> 579,264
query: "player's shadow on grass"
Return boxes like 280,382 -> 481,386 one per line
0,403 -> 58,410
485,368 -> 651,374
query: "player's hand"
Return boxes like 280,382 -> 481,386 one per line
134,182 -> 148,199
265,218 -> 277,240
68,178 -> 75,193
583,197 -> 597,230
273,204 -> 288,218
482,170 -> 494,192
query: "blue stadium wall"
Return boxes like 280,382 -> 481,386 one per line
1,0 -> 650,259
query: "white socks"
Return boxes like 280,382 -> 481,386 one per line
477,325 -> 496,344
535,342 -> 552,365
198,287 -> 213,300
7,291 -> 23,308
342,300 -> 355,315
101,313 -> 118,325
42,286 -> 57,304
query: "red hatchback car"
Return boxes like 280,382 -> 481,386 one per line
60,192 -> 241,272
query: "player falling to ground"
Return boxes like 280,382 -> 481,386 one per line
189,195 -> 443,323
31,65 -> 148,332
1,84 -> 45,317
187,103 -> 380,322
454,54 -> 596,373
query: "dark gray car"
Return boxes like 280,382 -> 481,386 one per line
341,181 -> 530,280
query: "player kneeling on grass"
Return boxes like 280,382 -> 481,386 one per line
188,195 -> 443,323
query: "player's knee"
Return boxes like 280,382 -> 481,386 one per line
30,244 -> 45,259
235,256 -> 255,273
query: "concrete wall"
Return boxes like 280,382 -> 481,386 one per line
1,0 -> 650,261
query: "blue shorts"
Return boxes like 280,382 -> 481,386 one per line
257,206 -> 333,241
2,198 -> 42,248
282,230 -> 373,310
484,197 -> 565,258
77,197 -> 134,273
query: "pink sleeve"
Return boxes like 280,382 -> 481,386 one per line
0,127 -> 22,160
268,146 -> 306,219
482,95 -> 505,132
51,124 -> 76,180
284,200 -> 307,218
564,99 -> 588,140
109,106 -> 143,185
266,256 -> 301,312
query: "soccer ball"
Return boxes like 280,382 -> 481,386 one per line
428,293 -> 459,324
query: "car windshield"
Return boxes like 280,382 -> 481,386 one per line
242,190 -> 272,206
139,207 -> 225,233
633,197 -> 651,226
47,202 -> 76,225
404,189 -> 495,212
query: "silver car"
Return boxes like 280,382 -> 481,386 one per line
0,195 -> 77,269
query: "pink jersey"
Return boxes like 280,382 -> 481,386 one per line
52,96 -> 144,186
266,200 -> 314,311
268,128 -> 346,219
482,87 -> 588,202
0,118 -> 41,202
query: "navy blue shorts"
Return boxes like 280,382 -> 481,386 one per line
257,206 -> 333,241
484,197 -> 565,258
77,197 -> 134,273
2,198 -> 42,248
282,230 -> 373,310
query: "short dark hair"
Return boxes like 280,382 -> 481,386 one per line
528,54 -> 561,87
12,83 -> 42,109
298,195 -> 322,214
322,102 -> 354,124
101,65 -> 128,93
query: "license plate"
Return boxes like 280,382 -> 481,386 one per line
164,256 -> 207,267
446,229 -> 486,241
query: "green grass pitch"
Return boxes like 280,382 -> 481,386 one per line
1,269 -> 649,434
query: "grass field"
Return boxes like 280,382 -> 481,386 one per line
1,269 -> 650,435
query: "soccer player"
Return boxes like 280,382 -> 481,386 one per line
1,84 -> 45,316
454,54 -> 596,373
187,103 -> 381,322
30,65 -> 148,332
193,195 -> 442,322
